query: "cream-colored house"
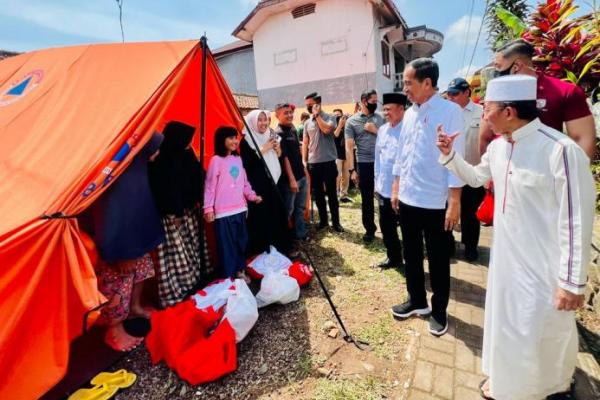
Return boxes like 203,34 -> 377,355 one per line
216,0 -> 443,112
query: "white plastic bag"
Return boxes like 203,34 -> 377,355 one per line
248,245 -> 292,276
192,278 -> 236,312
223,279 -> 259,342
255,271 -> 300,308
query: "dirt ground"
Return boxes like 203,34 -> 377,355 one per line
114,192 -> 421,400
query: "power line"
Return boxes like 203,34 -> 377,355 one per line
116,0 -> 125,43
460,0 -> 475,72
466,0 -> 490,78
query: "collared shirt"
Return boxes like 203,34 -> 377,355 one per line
463,100 -> 484,165
304,112 -> 338,164
344,112 -> 385,163
392,93 -> 465,209
374,120 -> 402,198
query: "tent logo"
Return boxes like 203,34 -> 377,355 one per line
0,69 -> 44,107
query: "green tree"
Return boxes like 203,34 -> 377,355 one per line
486,0 -> 529,50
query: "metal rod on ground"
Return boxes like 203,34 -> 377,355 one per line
300,248 -> 369,351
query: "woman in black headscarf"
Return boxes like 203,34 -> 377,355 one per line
148,121 -> 211,308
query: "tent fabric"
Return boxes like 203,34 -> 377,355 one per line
0,40 -> 242,400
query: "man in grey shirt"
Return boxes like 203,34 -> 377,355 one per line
302,92 -> 343,232
345,89 -> 385,242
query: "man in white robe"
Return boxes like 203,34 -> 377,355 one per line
436,75 -> 595,400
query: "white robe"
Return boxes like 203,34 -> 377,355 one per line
439,118 -> 595,400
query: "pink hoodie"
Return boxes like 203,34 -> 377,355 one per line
204,155 -> 257,218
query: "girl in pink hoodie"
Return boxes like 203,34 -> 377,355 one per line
204,126 -> 262,282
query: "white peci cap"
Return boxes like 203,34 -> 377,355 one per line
485,75 -> 537,102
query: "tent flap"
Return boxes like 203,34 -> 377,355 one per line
0,40 -> 242,400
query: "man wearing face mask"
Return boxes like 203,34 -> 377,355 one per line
479,39 -> 595,159
345,89 -> 385,242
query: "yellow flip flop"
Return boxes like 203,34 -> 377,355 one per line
68,383 -> 118,400
90,369 -> 137,389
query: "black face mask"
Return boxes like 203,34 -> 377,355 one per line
366,102 -> 377,114
307,105 -> 313,113
494,61 -> 515,78
336,115 -> 342,123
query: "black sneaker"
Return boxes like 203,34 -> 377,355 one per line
428,314 -> 448,336
464,247 -> 479,262
316,222 -> 329,231
391,301 -> 431,319
546,390 -> 573,399
332,224 -> 344,233
340,196 -> 354,203
362,233 -> 375,243
373,258 -> 403,270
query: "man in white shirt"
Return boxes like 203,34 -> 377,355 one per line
390,58 -> 465,336
373,92 -> 408,269
437,75 -> 594,400
446,78 -> 485,262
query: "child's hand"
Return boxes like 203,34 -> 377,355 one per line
253,196 -> 263,204
204,212 -> 215,223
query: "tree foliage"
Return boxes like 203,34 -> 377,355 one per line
486,0 -> 529,50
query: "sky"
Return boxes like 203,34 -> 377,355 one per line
0,0 -> 591,89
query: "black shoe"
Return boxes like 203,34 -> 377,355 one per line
391,301 -> 431,319
464,247 -> 479,262
546,390 -> 573,399
428,314 -> 448,336
374,258 -> 403,269
339,196 -> 353,203
362,233 -> 375,243
316,222 -> 329,231
332,224 -> 344,233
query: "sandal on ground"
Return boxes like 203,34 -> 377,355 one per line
68,383 -> 118,400
90,369 -> 137,389
479,379 -> 495,400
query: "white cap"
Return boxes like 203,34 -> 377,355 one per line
485,75 -> 537,102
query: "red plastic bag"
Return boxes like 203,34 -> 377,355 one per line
476,190 -> 494,225
288,262 -> 313,287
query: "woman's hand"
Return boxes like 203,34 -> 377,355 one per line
253,196 -> 263,204
261,139 -> 276,154
273,140 -> 282,157
204,212 -> 215,223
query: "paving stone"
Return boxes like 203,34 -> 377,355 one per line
454,386 -> 482,400
408,389 -> 438,400
412,360 -> 434,392
454,344 -> 475,372
419,348 -> 454,368
433,365 -> 454,399
455,369 -> 485,389
454,304 -> 472,324
421,336 -> 454,354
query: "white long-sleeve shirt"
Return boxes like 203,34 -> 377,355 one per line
393,93 -> 465,209
439,118 -> 595,400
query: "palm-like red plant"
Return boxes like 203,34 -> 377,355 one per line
522,0 -> 599,91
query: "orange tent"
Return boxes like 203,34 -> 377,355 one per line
0,40 -> 242,400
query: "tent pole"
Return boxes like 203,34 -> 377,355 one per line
199,36 -> 208,280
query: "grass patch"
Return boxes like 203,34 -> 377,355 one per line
313,376 -> 387,400
356,314 -> 407,359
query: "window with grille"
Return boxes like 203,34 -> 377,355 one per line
381,41 -> 390,78
292,3 -> 316,18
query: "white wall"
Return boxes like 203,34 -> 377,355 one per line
252,0 -> 377,91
